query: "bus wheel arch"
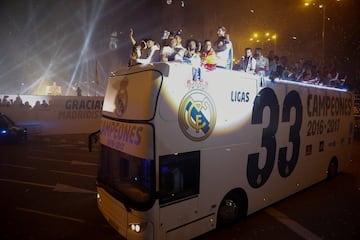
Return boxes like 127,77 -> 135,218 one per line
216,188 -> 248,228
327,157 -> 338,179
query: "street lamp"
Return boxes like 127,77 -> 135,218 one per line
271,34 -> 277,53
304,0 -> 340,66
249,32 -> 277,53
320,4 -> 326,67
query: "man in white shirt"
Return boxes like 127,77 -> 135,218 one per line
174,33 -> 186,61
240,48 -> 256,74
160,31 -> 185,62
254,48 -> 269,76
136,38 -> 160,64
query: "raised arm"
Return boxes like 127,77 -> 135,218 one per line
129,28 -> 137,46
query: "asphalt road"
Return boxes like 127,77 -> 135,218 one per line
0,134 -> 359,240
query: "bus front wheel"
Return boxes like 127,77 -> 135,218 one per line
217,190 -> 247,228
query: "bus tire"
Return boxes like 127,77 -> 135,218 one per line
216,189 -> 247,228
327,158 -> 338,179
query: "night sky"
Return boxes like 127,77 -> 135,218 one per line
1,0 -> 359,95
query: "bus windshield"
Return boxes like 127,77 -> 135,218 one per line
97,145 -> 154,206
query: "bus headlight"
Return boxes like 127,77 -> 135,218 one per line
129,222 -> 147,233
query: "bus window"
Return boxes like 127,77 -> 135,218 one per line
98,145 -> 154,206
159,151 -> 200,205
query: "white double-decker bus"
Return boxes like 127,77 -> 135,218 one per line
94,62 -> 353,239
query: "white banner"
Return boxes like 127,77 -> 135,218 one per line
0,94 -> 103,135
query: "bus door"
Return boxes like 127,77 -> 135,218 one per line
158,151 -> 210,239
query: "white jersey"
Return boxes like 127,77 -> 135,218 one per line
216,40 -> 233,69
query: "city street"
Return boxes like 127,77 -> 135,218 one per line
1,1 -> 359,239
0,134 -> 359,240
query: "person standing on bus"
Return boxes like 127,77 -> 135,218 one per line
184,39 -> 202,81
161,35 -> 177,62
161,30 -> 184,62
214,26 -> 233,70
184,39 -> 201,64
254,48 -> 269,77
174,31 -> 186,61
201,39 -> 217,71
240,47 -> 256,74
136,38 -> 160,64
128,28 -> 149,66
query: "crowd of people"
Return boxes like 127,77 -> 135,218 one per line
0,95 -> 49,109
127,26 -> 346,88
128,26 -> 233,71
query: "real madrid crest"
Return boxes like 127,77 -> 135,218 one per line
178,89 -> 216,141
114,77 -> 129,117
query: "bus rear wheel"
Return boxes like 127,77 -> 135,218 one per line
217,191 -> 246,227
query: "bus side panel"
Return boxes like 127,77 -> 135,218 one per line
154,63 -> 353,237
301,86 -> 353,177
198,81 -> 353,217
242,83 -> 353,214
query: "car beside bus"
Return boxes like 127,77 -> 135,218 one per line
0,112 -> 27,144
